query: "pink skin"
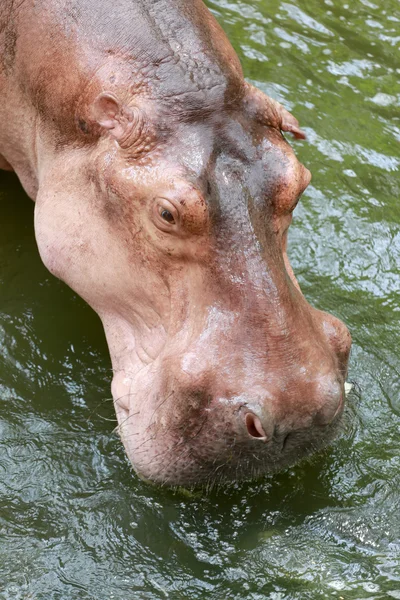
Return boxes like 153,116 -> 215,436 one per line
0,0 -> 351,486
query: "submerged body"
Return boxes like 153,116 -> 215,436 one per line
0,0 -> 351,486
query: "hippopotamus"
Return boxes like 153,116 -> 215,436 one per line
0,0 -> 351,486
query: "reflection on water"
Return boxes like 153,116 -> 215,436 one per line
1,0 -> 399,598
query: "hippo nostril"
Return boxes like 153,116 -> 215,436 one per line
281,432 -> 291,451
245,412 -> 268,441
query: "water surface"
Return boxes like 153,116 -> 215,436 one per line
1,0 -> 399,598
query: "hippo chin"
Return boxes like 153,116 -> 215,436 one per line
0,0 -> 351,486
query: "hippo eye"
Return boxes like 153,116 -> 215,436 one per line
154,200 -> 179,231
160,208 -> 175,224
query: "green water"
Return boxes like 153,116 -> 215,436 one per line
1,0 -> 399,598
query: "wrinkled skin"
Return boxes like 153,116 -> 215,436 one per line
0,0 -> 351,486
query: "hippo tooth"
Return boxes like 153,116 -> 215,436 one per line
344,382 -> 354,396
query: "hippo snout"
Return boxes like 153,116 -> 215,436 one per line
110,273 -> 351,487
114,314 -> 350,487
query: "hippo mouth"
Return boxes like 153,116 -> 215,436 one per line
112,370 -> 349,487
118,405 -> 345,487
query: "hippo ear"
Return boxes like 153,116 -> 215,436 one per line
278,104 -> 306,140
245,84 -> 306,140
92,92 -> 135,142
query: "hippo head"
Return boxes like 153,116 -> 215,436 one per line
34,26 -> 351,486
